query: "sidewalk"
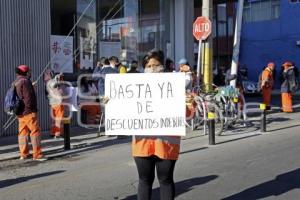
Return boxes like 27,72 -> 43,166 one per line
1,104 -> 300,162
0,127 -> 130,161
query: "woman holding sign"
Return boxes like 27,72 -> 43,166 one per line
132,49 -> 180,200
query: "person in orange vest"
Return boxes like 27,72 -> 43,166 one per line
280,62 -> 299,112
132,49 -> 180,200
14,65 -> 46,161
261,62 -> 275,110
46,73 -> 66,138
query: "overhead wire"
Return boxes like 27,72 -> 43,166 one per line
35,0 -> 96,83
3,0 -> 125,131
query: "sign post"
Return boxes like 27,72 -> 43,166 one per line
193,16 -> 212,86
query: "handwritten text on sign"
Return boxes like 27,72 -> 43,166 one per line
105,73 -> 186,136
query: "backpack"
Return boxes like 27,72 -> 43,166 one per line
4,83 -> 21,115
289,69 -> 299,93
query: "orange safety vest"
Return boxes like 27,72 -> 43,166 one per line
262,67 -> 273,88
132,136 -> 180,160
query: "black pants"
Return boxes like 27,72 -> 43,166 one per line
134,156 -> 177,200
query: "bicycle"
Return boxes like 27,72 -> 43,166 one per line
186,86 -> 224,135
213,85 -> 247,133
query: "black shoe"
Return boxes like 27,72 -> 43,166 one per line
266,106 -> 271,111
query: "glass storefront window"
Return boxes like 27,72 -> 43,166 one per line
77,0 -> 97,70
97,0 -> 171,68
243,0 -> 280,23
51,0 -> 171,72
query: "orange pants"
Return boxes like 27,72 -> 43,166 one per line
51,105 -> 65,136
81,104 -> 101,124
18,112 -> 43,159
262,87 -> 272,107
281,93 -> 293,112
237,86 -> 245,111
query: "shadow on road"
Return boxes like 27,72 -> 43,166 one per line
267,117 -> 291,124
46,137 -> 131,160
121,175 -> 218,200
180,147 -> 208,155
217,134 -> 261,145
222,168 -> 300,200
0,170 -> 65,189
268,124 -> 300,132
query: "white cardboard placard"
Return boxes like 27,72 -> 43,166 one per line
105,73 -> 186,136
50,35 -> 73,73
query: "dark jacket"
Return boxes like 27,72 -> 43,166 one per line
15,75 -> 38,116
97,66 -> 118,96
92,66 -> 102,81
128,68 -> 140,73
280,67 -> 298,93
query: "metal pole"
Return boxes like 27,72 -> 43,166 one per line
230,0 -> 244,87
226,1 -> 230,67
260,104 -> 266,132
64,119 -> 71,150
208,112 -> 215,145
196,39 -> 202,86
215,3 -> 220,72
202,0 -> 213,93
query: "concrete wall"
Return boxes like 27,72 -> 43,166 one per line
0,0 -> 51,136
174,0 -> 194,70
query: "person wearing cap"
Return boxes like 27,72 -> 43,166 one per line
179,63 -> 193,91
280,62 -> 299,112
14,65 -> 45,161
178,58 -> 188,71
261,62 -> 275,110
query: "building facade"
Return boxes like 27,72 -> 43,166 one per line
0,0 -> 51,136
0,0 -> 194,136
240,0 -> 300,86
1,0 -> 300,136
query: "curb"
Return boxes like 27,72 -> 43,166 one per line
0,135 -> 120,162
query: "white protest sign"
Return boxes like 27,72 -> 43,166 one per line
105,73 -> 186,136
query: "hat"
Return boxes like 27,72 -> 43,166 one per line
178,58 -> 188,65
267,62 -> 275,69
282,61 -> 293,67
17,65 -> 30,73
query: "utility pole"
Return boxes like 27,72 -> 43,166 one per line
230,0 -> 244,87
202,0 -> 213,92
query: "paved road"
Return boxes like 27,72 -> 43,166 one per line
0,95 -> 300,200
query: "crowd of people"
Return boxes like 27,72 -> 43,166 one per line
9,48 -> 299,199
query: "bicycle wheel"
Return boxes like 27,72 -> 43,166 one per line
203,100 -> 224,135
224,100 -> 238,128
213,104 -> 224,135
191,100 -> 206,131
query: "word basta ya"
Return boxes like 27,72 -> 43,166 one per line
109,80 -> 174,99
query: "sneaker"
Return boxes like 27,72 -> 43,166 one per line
33,157 -> 47,161
54,135 -> 63,139
19,156 -> 28,160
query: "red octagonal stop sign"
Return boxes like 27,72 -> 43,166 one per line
193,16 -> 212,41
